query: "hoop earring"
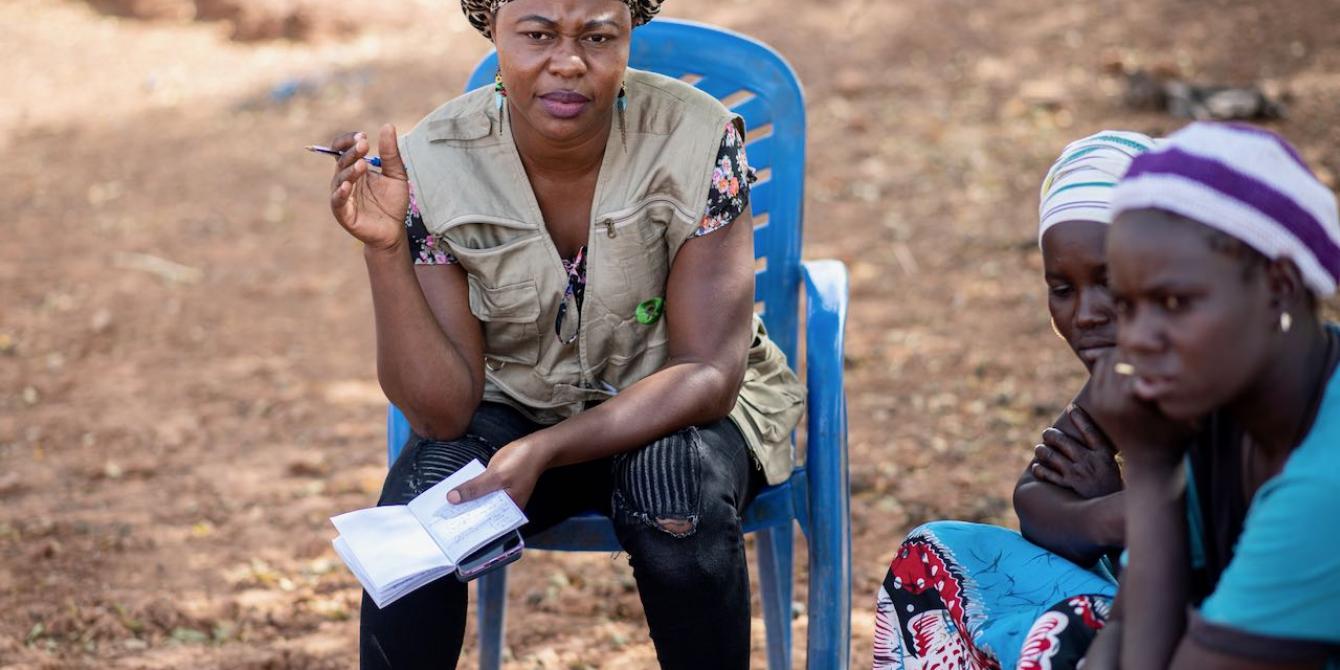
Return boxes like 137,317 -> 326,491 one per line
1281,312 -> 1293,333
494,70 -> 507,136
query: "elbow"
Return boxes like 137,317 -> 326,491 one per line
409,412 -> 473,442
701,382 -> 739,423
709,362 -> 747,421
383,384 -> 480,442
1014,484 -> 1106,566
1013,481 -> 1041,539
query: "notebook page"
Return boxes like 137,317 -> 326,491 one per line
406,459 -> 528,564
330,505 -> 453,590
334,537 -> 453,609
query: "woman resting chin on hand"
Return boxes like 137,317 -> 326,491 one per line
1091,122 -> 1340,670
873,132 -> 1158,670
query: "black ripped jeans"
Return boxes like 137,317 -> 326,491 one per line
360,402 -> 763,670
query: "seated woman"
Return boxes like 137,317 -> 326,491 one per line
1088,122 -> 1340,670
874,131 -> 1158,670
323,0 -> 804,667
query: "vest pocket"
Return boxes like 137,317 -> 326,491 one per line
737,369 -> 806,445
466,275 -> 542,366
735,323 -> 806,446
592,210 -> 671,319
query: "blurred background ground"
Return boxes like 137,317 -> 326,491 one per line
2,0 -> 1338,667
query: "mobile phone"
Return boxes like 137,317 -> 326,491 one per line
455,530 -> 524,582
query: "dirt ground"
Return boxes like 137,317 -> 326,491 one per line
2,0 -> 1339,667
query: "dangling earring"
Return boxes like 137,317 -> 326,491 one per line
494,70 -> 507,136
1281,312 -> 1293,333
617,80 -> 627,149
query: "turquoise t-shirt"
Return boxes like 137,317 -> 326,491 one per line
1189,361 -> 1340,665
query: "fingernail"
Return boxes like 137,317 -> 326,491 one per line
1034,444 -> 1044,454
447,491 -> 460,503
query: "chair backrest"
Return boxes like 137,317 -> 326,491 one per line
465,19 -> 807,363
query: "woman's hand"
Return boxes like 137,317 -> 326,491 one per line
1032,406 -> 1124,498
447,439 -> 553,509
1086,350 -> 1195,467
328,124 -> 410,252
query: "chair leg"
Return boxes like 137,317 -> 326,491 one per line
757,524 -> 794,670
805,497 -> 851,670
477,567 -> 507,670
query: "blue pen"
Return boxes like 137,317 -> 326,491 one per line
305,144 -> 382,168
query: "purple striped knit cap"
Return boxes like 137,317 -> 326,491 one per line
1111,122 -> 1340,296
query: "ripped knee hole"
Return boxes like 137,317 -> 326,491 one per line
654,516 -> 697,537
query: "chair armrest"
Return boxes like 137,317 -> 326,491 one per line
800,259 -> 849,532
799,259 -> 852,667
801,259 -> 848,467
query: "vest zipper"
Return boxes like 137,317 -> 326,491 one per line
602,219 -> 616,238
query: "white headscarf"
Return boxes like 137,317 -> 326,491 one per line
1039,130 -> 1159,243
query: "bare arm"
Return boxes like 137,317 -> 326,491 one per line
1118,455 -> 1190,670
530,209 -> 754,467
327,126 -> 485,439
449,210 -> 755,506
365,251 -> 485,439
1169,639 -> 1323,670
1082,589 -> 1123,670
1014,391 -> 1126,564
1081,352 -> 1196,670
1014,468 -> 1124,565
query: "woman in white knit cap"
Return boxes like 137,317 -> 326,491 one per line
873,131 -> 1156,670
1086,122 -> 1340,670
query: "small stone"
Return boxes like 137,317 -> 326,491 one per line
21,387 -> 39,405
0,472 -> 24,497
104,462 -> 124,480
0,334 -> 15,355
91,309 -> 114,334
548,571 -> 571,590
40,540 -> 61,559
122,638 -> 148,651
834,69 -> 865,97
286,455 -> 330,478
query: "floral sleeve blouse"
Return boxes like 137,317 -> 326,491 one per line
404,122 -> 756,285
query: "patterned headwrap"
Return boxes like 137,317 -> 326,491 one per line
462,0 -> 664,39
1039,130 -> 1159,243
1111,122 -> 1340,296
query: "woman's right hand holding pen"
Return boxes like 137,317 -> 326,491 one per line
328,124 -> 410,253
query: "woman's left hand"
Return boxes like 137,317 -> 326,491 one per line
1032,406 -> 1124,498
447,439 -> 552,509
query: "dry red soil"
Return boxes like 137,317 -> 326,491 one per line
3,0 -> 1338,667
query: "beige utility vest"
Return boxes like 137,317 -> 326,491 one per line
397,68 -> 804,485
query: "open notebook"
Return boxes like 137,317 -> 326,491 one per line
331,459 -> 527,608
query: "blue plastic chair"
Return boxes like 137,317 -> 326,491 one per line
386,19 -> 850,669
